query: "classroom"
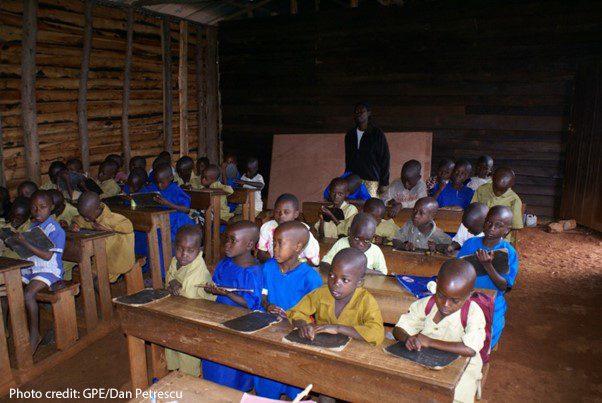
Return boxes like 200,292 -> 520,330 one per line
0,0 -> 601,401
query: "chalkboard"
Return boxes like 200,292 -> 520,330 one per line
80,178 -> 104,195
1,227 -> 55,259
130,192 -> 166,209
102,195 -> 130,207
384,342 -> 460,370
222,311 -> 281,333
461,248 -> 509,275
283,329 -> 351,351
113,288 -> 170,306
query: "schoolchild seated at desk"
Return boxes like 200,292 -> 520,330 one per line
49,189 -> 79,281
289,248 -> 384,346
164,225 -> 216,377
363,197 -> 398,246
446,203 -> 488,255
129,155 -> 147,173
66,158 -> 86,177
315,178 -> 358,239
321,213 -> 387,275
71,191 -> 135,284
96,159 -> 122,200
256,221 -> 323,400
323,172 -> 371,202
200,164 -> 234,223
106,154 -> 127,184
176,156 -> 201,190
148,152 -> 178,184
458,206 -> 518,348
381,159 -> 427,215
393,259 -> 486,403
196,157 -> 209,178
392,197 -> 452,252
467,155 -> 494,191
426,158 -> 455,196
257,193 -> 320,266
203,221 -> 262,391
17,181 -> 38,199
0,197 -> 32,258
40,161 -> 67,191
123,168 -> 148,195
232,157 -> 264,217
432,159 -> 474,210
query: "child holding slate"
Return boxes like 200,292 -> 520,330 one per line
257,193 -> 320,266
393,259 -> 486,403
458,205 -> 518,348
176,156 -> 201,190
165,225 -> 215,377
321,213 -> 387,275
255,221 -> 322,400
203,220 -> 262,391
123,168 -> 148,195
96,159 -> 122,199
1,197 -> 31,258
447,203 -> 488,255
392,197 -> 452,252
288,248 -> 384,346
200,164 -> 234,223
316,178 -> 358,239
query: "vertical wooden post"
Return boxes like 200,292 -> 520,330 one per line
21,0 -> 40,183
0,112 -> 6,187
178,21 -> 189,157
195,26 -> 206,158
78,0 -> 93,172
291,0 -> 298,14
205,26 -> 219,164
122,7 -> 133,168
161,17 -> 173,154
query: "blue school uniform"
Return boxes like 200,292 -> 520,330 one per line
202,257 -> 262,391
146,181 -> 194,239
254,258 -> 323,400
323,171 -> 371,201
434,182 -> 474,210
457,236 -> 518,347
21,217 -> 66,286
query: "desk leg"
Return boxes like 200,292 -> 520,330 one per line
204,206 -> 213,265
93,239 -> 112,321
158,216 -> 172,282
248,192 -> 255,220
127,335 -> 149,391
150,344 -> 168,380
4,270 -> 33,369
79,244 -> 99,331
211,196 -> 221,265
147,228 -> 163,289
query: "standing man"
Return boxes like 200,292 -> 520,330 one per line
344,102 -> 391,197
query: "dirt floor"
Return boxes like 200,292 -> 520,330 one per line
2,226 -> 601,402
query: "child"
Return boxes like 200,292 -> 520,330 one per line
321,213 -> 387,275
49,190 -> 78,230
362,197 -> 398,246
393,259 -> 486,403
467,155 -> 494,191
200,164 -> 234,222
381,160 -> 428,214
196,157 -> 210,177
471,167 -> 523,235
176,156 -> 201,190
123,168 -> 148,195
323,173 -> 371,202
432,159 -> 474,210
148,152 -> 176,183
447,203 -> 488,255
255,221 -> 323,400
257,193 -> 320,266
289,247 -> 384,346
392,197 -> 452,251
40,161 -> 67,190
458,205 -> 518,348
316,178 -> 358,238
164,225 -> 216,377
427,158 -> 455,196
96,159 -> 122,199
1,197 -> 32,258
17,181 -> 38,199
17,190 -> 66,352
66,158 -> 85,175
129,156 -> 147,173
222,153 -> 240,187
233,157 -> 264,217
106,154 -> 127,184
203,221 -> 262,391
72,191 -> 135,283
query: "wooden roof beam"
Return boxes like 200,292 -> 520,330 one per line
211,0 -> 275,23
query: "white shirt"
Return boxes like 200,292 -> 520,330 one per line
452,223 -> 484,247
356,128 -> 365,149
240,173 -> 264,213
257,220 -> 320,265
467,176 -> 491,191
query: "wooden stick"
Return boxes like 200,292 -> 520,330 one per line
196,25 -> 206,158
205,26 -> 219,164
122,6 -> 134,169
178,20 -> 189,157
21,0 -> 40,183
195,284 -> 254,293
161,16 -> 173,154
78,0 -> 93,172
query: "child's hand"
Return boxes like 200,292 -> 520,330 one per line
373,235 -> 384,245
154,195 -> 173,208
445,244 -> 455,256
427,240 -> 436,253
204,283 -> 228,296
167,279 -> 182,296
266,304 -> 286,318
476,249 -> 494,265
415,333 -> 432,348
403,241 -> 415,251
315,324 -> 339,335
232,179 -> 244,186
14,233 -> 26,245
405,335 -> 422,351
298,323 -> 317,341
59,220 -> 69,230
71,222 -> 80,232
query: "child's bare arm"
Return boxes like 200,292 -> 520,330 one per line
315,324 -> 363,341
154,195 -> 190,214
15,233 -> 53,261
413,334 -> 477,357
204,284 -> 248,308
393,326 -> 411,342
234,179 -> 264,190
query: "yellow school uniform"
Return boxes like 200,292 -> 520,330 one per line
314,201 -> 358,238
471,183 -> 523,230
40,180 -> 56,190
321,237 -> 387,275
396,297 -> 486,403
176,171 -> 202,190
287,285 -> 384,346
375,218 -> 399,245
53,203 -> 79,281
99,179 -> 122,199
72,204 -> 135,283
165,252 -> 216,376
202,181 -> 234,222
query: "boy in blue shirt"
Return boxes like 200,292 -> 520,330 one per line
203,220 -> 262,391
323,172 -> 371,202
457,205 -> 518,348
433,159 -> 475,210
255,221 -> 323,399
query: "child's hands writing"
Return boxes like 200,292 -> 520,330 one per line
405,333 -> 432,351
266,304 -> 286,318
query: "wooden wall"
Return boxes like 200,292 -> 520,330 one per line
218,1 -> 602,217
0,0 -> 205,190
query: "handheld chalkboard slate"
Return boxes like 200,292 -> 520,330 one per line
283,330 -> 351,351
130,192 -> 167,209
384,342 -> 460,370
113,288 -> 170,306
461,248 -> 509,275
1,227 -> 55,259
102,195 -> 130,207
221,311 -> 281,333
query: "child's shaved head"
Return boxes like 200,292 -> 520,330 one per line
154,163 -> 174,181
48,189 -> 65,213
412,197 -> 439,227
176,156 -> 194,171
415,197 -> 438,214
363,198 -> 386,221
463,203 -> 488,235
228,220 -> 260,244
275,220 -> 310,247
437,259 -> 476,299
130,156 -> 146,171
329,177 -> 348,192
98,159 -> 118,181
332,248 -> 367,278
348,212 -> 377,252
492,167 -> 515,196
402,160 -> 421,178
67,158 -> 84,173
18,181 -> 38,198
275,193 -> 299,210
48,161 -> 67,182
77,191 -> 102,221
175,224 -> 203,248
488,205 -> 513,226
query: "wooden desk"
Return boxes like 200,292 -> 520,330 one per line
110,206 -> 173,288
186,189 -> 225,265
0,257 -> 34,371
64,231 -> 114,330
117,297 -> 469,402
228,188 -> 256,220
392,208 -> 463,233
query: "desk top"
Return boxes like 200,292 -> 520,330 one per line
66,230 -> 114,241
110,205 -> 174,216
0,257 -> 33,274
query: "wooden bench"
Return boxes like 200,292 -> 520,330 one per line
129,371 -> 243,403
186,189 -> 225,265
36,281 -> 80,351
227,188 -> 256,220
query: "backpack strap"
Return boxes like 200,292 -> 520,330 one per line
424,296 -> 436,316
460,293 -> 475,328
